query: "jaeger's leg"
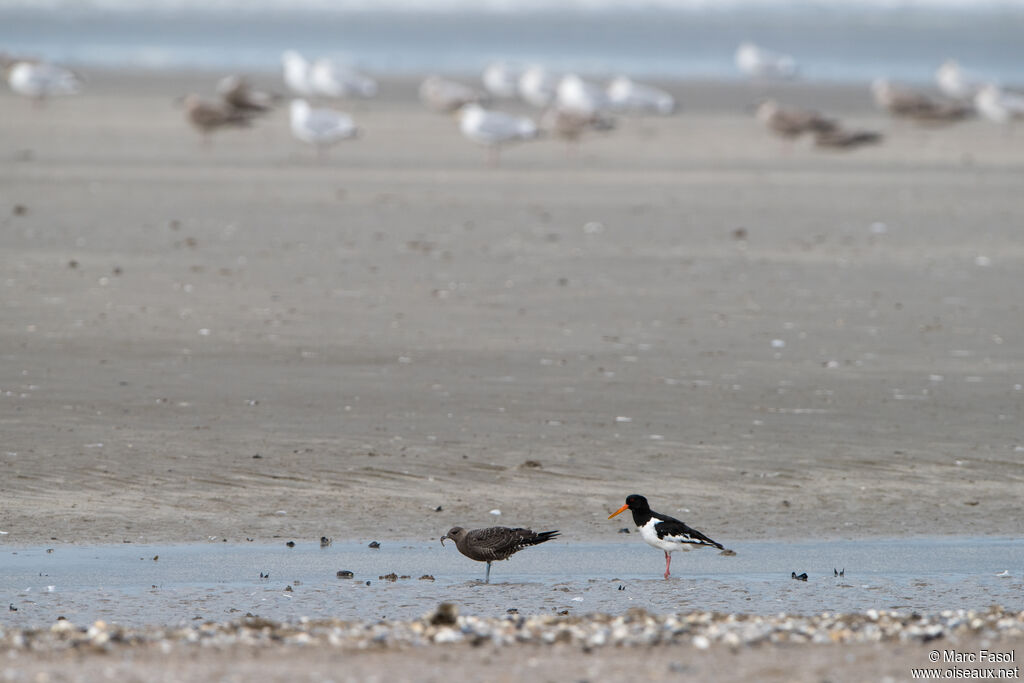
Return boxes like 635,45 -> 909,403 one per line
485,561 -> 492,583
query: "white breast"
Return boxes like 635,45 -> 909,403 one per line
637,519 -> 686,553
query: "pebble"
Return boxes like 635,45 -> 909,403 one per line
2,607 -> 1021,654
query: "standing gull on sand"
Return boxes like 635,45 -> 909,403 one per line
606,76 -> 675,115
974,84 -> 1024,126
935,59 -> 988,101
182,94 -> 252,145
609,494 -> 723,579
557,74 -> 609,116
518,65 -> 559,108
441,526 -> 559,583
419,75 -> 485,113
871,79 -> 972,124
281,50 -> 315,97
458,103 -> 538,166
482,61 -> 523,99
217,75 -> 277,114
540,106 -> 615,154
813,128 -> 882,150
735,42 -> 798,80
755,99 -> 837,140
7,60 -> 82,103
289,99 -> 359,159
310,58 -> 377,99
755,99 -> 880,150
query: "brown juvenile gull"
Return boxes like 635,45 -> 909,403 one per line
216,75 -> 279,114
441,526 -> 559,583
871,79 -> 972,124
755,99 -> 837,140
609,494 -> 722,580
813,127 -> 883,150
540,106 -> 615,153
182,94 -> 252,144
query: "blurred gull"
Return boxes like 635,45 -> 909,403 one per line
183,94 -> 252,145
935,60 -> 989,101
482,61 -> 523,99
7,60 -> 82,102
557,74 -> 609,116
0,52 -> 30,73
310,58 -> 378,98
735,42 -> 798,80
281,50 -> 315,96
540,106 -> 615,154
217,75 -> 278,114
756,99 -> 880,151
871,78 -> 972,123
289,99 -> 359,159
518,65 -> 559,108
813,128 -> 882,150
974,84 -> 1024,125
606,76 -> 675,115
755,99 -> 837,140
420,75 -> 485,113
458,103 -> 538,166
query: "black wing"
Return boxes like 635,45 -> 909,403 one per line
653,517 -> 723,549
464,527 -> 560,561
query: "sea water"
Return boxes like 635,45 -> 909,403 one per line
0,0 -> 1023,83
2,537 -> 1022,627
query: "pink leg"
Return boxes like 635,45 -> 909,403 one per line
664,551 -> 671,579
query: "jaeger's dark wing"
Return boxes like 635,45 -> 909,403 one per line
463,527 -> 560,561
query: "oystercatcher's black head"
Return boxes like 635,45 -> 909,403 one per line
608,494 -> 650,519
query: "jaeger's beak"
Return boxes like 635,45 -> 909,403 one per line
440,535 -> 448,547
608,503 -> 630,519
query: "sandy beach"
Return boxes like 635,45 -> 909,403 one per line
2,70 -> 1023,679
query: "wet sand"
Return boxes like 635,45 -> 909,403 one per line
2,70 -> 1023,679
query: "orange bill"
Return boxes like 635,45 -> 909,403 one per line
608,503 -> 629,519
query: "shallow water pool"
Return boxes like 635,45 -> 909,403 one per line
2,537 -> 1021,628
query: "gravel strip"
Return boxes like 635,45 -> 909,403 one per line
3,606 -> 1023,654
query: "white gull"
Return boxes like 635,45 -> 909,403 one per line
974,84 -> 1024,125
420,75 -> 484,113
458,103 -> 538,165
281,50 -> 315,97
482,61 -> 523,99
557,73 -> 609,116
518,65 -> 559,108
735,42 -> 798,80
7,61 -> 82,101
310,58 -> 378,98
936,60 -> 989,101
606,76 -> 675,115
289,99 -> 359,159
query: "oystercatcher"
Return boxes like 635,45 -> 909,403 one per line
609,494 -> 723,579
441,526 -> 559,583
